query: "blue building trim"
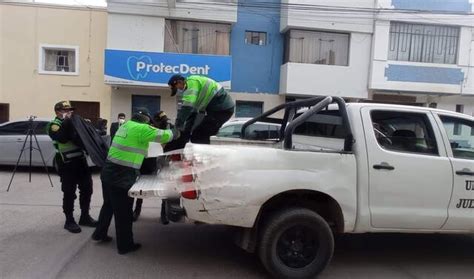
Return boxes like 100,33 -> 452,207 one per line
391,0 -> 471,13
230,0 -> 283,94
385,64 -> 464,85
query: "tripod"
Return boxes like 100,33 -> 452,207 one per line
6,116 -> 54,191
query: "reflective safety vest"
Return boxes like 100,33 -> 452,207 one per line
107,120 -> 173,169
181,75 -> 222,112
47,118 -> 84,161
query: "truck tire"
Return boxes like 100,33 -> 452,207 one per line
258,208 -> 334,279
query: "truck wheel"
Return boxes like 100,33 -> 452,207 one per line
258,208 -> 334,279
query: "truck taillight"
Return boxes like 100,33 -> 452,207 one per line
181,188 -> 198,200
170,154 -> 182,161
181,173 -> 194,183
180,160 -> 194,182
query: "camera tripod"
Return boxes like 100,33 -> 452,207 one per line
6,116 -> 54,191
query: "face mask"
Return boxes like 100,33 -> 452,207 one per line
61,111 -> 72,119
176,89 -> 185,95
118,119 -> 125,124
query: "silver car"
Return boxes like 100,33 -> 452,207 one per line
0,118 -> 56,167
215,118 -> 281,140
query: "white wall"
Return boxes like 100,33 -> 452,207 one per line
107,0 -> 237,24
370,21 -> 474,95
280,32 -> 371,99
418,95 -> 474,116
229,92 -> 285,117
281,0 -> 375,34
110,89 -> 285,122
107,13 -> 165,52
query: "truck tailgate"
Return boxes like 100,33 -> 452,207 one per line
128,174 -> 180,199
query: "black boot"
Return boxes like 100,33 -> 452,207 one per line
132,199 -> 142,222
118,243 -> 142,255
91,233 -> 113,242
79,213 -> 98,227
64,215 -> 81,233
160,200 -> 169,225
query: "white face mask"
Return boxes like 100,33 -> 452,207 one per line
61,111 -> 72,119
118,118 -> 125,124
176,88 -> 185,96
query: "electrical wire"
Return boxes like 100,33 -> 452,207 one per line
107,1 -> 474,26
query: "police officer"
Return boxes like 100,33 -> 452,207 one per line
92,109 -> 177,254
167,74 -> 234,149
47,101 -> 97,233
154,111 -> 174,130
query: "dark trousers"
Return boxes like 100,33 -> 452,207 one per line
94,162 -> 138,252
164,107 -> 234,152
190,108 -> 234,144
57,156 -> 92,218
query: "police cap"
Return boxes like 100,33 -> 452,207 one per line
54,101 -> 75,111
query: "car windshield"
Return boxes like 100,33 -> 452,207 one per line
217,123 -> 280,140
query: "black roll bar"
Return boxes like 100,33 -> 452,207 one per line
241,96 -> 326,139
241,96 -> 354,152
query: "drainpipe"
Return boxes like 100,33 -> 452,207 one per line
367,0 -> 379,102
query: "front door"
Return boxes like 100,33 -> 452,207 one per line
0,103 -> 9,124
362,107 -> 453,229
70,101 -> 100,125
436,114 -> 474,231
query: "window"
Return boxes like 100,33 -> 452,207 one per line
290,108 -> 348,151
34,121 -> 49,135
164,20 -> 231,55
0,121 -> 50,135
388,22 -> 459,64
39,44 -> 79,75
132,95 -> 161,118
454,104 -> 464,135
440,116 -> 474,160
236,101 -> 263,118
245,31 -> 267,46
216,123 -> 280,140
0,122 -> 30,135
284,30 -> 349,66
371,111 -> 438,155
216,125 -> 240,138
294,109 -> 346,139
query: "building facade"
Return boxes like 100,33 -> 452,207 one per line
370,0 -> 474,114
1,0 -> 473,126
105,0 -> 287,121
0,2 -> 111,123
104,0 -> 474,121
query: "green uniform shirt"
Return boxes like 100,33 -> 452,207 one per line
107,120 -> 173,169
47,117 -> 84,162
176,75 -> 234,130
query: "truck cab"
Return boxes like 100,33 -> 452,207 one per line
129,96 -> 474,279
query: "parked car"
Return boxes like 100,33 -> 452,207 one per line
0,118 -> 56,167
130,96 -> 474,279
0,118 -> 109,168
213,118 -> 281,140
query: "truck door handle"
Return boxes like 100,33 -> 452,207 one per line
456,169 -> 474,176
373,163 -> 395,170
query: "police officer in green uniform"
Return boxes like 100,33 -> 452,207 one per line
166,74 -> 234,150
47,101 -> 97,233
92,109 -> 177,254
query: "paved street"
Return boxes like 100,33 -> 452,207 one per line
1,168 -> 473,279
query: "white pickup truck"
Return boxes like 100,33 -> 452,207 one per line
130,96 -> 474,279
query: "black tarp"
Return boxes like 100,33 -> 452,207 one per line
70,114 -> 109,167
